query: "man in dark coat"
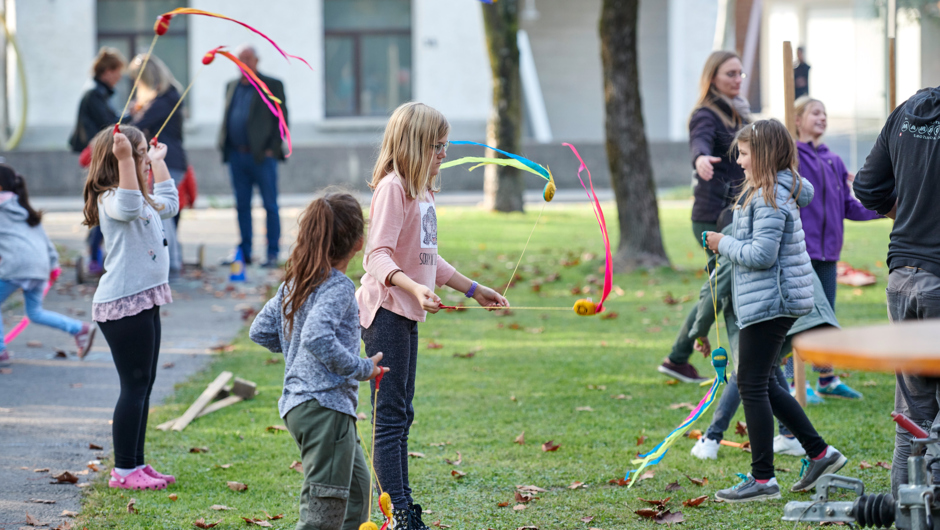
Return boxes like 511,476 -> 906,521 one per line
218,45 -> 288,268
70,47 -> 126,275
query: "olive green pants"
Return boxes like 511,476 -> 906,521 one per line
284,400 -> 370,530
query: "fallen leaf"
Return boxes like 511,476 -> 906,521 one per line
75,469 -> 90,476
509,323 -> 522,330
162,362 -> 175,369
27,499 -> 56,504
26,340 -> 42,347
665,481 -> 682,492
576,406 -> 594,412
741,441 -> 752,452
639,497 -> 671,508
453,351 -> 476,358
265,512 -> 284,520
665,379 -> 678,386
541,440 -> 561,452
432,521 -> 452,528
514,432 -> 525,445
663,293 -> 679,305
654,510 -> 685,525
512,504 -> 527,511
860,461 -> 872,469
451,469 -> 466,478
687,429 -> 703,439
168,493 -> 178,501
600,312 -> 619,320
264,357 -> 282,365
34,468 -> 50,473
516,485 -> 548,493
53,471 -> 79,484
581,515 -> 595,523
609,477 -> 629,486
510,395 -> 517,401
776,467 -> 791,473
429,442 -> 451,447
408,452 -> 426,459
568,481 -> 586,489
218,463 -> 232,469
685,475 -> 708,486
683,495 -> 708,507
611,394 -> 631,400
516,527 -> 539,530
54,522 -> 73,530
427,341 -> 444,349
876,461 -> 893,470
515,491 -> 536,504
25,511 -> 43,526
210,505 -> 233,511
241,517 -> 273,527
635,508 -> 660,518
56,350 -> 69,358
668,402 -> 695,411
357,412 -> 367,420
227,481 -> 248,491
60,510 -> 78,517
189,447 -> 209,453
210,343 -> 235,353
265,425 -> 288,433
127,498 -> 138,514
735,421 -> 748,437
89,443 -> 103,450
497,501 -> 510,507
637,435 -> 648,446
444,452 -> 462,465
193,518 -> 222,528
87,463 -> 99,472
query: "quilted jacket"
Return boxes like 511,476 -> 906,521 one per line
717,170 -> 815,329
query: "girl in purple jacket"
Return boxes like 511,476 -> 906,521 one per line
792,96 -> 881,400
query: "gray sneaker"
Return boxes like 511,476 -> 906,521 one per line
790,446 -> 848,492
714,473 -> 781,503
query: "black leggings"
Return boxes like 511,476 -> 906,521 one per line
738,316 -> 828,479
98,306 -> 162,469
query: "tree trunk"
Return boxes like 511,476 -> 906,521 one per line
600,0 -> 670,270
481,0 -> 525,212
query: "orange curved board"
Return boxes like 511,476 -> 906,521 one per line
793,321 -> 940,376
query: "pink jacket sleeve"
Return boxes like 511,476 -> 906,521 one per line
435,255 -> 456,287
364,181 -> 405,287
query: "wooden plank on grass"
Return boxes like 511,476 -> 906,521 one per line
156,395 -> 244,431
172,371 -> 233,431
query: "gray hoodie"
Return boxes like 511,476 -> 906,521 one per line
0,193 -> 58,282
250,269 -> 374,419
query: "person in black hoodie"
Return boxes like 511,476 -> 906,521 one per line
70,47 -> 126,275
854,86 -> 940,496
657,51 -> 750,384
129,54 -> 188,278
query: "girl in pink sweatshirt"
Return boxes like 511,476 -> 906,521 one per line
357,102 -> 508,529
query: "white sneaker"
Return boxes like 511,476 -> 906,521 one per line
773,434 -> 806,456
690,437 -> 719,460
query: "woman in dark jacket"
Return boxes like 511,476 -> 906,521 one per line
129,54 -> 189,278
689,50 -> 750,241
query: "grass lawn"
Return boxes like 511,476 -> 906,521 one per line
78,201 -> 897,529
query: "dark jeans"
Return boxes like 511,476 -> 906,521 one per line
284,399 -> 370,530
887,267 -> 940,496
706,368 -> 793,442
811,260 -> 838,311
361,308 -> 419,509
228,149 -> 280,262
738,317 -> 827,480
98,306 -> 161,469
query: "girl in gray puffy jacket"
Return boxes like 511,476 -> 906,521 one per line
705,119 -> 847,502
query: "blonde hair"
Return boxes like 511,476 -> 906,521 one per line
370,102 -> 450,200
92,47 -> 126,78
794,96 -> 823,119
128,54 -> 181,96
82,125 -> 163,227
693,51 -> 745,129
731,119 -> 802,211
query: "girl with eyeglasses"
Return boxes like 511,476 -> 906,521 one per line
356,102 -> 508,529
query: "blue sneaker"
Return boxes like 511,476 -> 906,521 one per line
817,378 -> 863,400
790,383 -> 825,404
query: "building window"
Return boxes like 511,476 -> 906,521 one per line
324,0 -> 412,117
96,0 -> 189,110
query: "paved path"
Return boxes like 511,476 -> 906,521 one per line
0,207 -> 295,529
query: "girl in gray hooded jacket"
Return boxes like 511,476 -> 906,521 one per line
705,119 -> 847,502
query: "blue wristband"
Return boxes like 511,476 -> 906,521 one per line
465,281 -> 478,298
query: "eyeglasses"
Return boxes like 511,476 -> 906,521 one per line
725,70 -> 747,80
432,141 -> 449,155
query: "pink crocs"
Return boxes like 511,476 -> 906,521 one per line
141,464 -> 175,484
108,468 -> 166,490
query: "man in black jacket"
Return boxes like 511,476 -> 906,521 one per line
218,45 -> 288,268
70,47 -> 126,275
854,86 -> 940,496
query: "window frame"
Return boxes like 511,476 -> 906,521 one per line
323,27 -> 412,118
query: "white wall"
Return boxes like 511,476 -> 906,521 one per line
8,0 -> 95,149
668,0 -> 719,141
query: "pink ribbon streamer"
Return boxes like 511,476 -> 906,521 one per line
3,268 -> 61,344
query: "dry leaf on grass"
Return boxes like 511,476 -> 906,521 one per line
581,515 -> 595,523
639,497 -> 671,508
444,452 -> 462,465
635,508 -> 660,518
218,464 -> 232,469
611,394 -> 631,400
515,491 -> 538,504
54,522 -> 72,530
210,505 -> 232,511
427,341 -> 444,349
497,501 -> 510,507
859,461 -> 872,469
654,510 -> 685,524
126,498 -> 138,514
568,481 -> 586,489
513,504 -> 527,511
168,494 -> 178,501
60,510 -> 78,517
193,518 -> 222,528
516,485 -> 548,493
637,435 -> 648,446
514,432 -> 525,445
25,512 -> 43,526
357,412 -> 367,420
776,467 -> 791,473
664,379 -> 678,386
89,443 -> 103,450
266,425 -> 288,433
450,469 -> 466,479
541,440 -> 560,452
288,461 -> 304,474
87,463 -> 99,472
432,521 -> 451,528
52,471 -> 79,484
265,512 -> 284,520
668,402 -> 695,411
683,495 -> 708,507
665,481 -> 682,492
227,481 -> 248,491
876,461 -> 893,470
241,517 -> 273,527
264,357 -> 281,365
190,447 -> 209,453
407,452 -> 425,459
576,406 -> 594,412
634,471 -> 655,484
685,475 -> 708,486
609,477 -> 629,486
735,421 -> 748,436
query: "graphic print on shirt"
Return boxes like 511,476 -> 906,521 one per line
901,119 -> 940,140
419,202 -> 438,249
149,249 -> 156,261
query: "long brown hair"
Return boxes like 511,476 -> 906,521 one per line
370,102 -> 450,200
282,192 -> 364,334
731,119 -> 802,210
82,125 -> 161,227
692,50 -> 746,129
0,165 -> 42,227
